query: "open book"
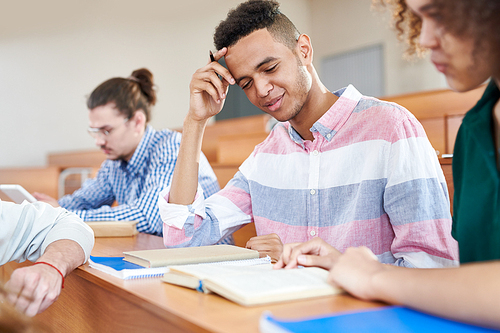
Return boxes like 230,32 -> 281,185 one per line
162,263 -> 342,306
123,245 -> 259,268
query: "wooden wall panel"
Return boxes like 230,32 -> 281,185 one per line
446,114 -> 465,154
217,132 -> 269,165
48,149 -> 106,168
382,85 -> 484,120
419,117 -> 446,155
0,166 -> 60,199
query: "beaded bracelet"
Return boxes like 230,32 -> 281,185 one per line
33,262 -> 65,289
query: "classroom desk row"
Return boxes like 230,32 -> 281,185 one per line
1,233 -> 384,333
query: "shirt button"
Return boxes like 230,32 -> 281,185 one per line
310,189 -> 316,195
310,230 -> 316,236
312,150 -> 319,156
326,133 -> 332,139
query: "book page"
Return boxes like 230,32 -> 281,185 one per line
162,257 -> 272,291
169,261 -> 273,280
203,267 -> 342,306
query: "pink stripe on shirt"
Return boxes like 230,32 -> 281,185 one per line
392,219 -> 459,260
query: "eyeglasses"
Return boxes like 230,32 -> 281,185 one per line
87,117 -> 130,139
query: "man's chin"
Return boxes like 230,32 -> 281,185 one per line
102,152 -> 118,160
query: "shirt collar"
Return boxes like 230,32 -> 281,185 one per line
119,125 -> 154,175
288,84 -> 363,145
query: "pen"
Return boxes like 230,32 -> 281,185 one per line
209,50 -> 223,80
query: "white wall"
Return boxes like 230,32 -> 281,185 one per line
309,0 -> 447,96
0,0 -> 310,167
0,0 -> 444,168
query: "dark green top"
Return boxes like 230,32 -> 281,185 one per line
452,80 -> 500,263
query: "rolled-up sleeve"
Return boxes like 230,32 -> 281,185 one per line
0,200 -> 95,265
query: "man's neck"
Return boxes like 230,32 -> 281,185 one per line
122,128 -> 147,162
289,82 -> 339,141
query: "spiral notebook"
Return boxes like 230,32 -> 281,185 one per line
89,255 -> 270,280
89,256 -> 170,280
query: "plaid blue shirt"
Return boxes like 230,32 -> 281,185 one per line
59,126 -> 221,236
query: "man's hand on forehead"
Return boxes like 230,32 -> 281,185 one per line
187,47 -> 236,122
209,47 -> 235,85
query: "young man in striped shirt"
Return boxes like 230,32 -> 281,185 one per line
159,0 -> 457,266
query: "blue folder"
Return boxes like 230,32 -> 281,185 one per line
90,255 -> 145,270
89,255 -> 169,279
259,306 -> 500,333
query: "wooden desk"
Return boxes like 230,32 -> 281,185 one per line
2,234 -> 384,332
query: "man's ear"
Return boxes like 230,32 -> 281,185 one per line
131,110 -> 147,132
296,34 -> 313,65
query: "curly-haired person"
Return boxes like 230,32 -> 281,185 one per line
159,0 -> 458,267
278,0 -> 500,329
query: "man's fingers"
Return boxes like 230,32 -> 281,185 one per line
205,71 -> 229,100
211,64 -> 235,86
192,67 -> 231,104
213,47 -> 228,61
297,254 -> 337,270
274,257 -> 285,269
282,242 -> 323,268
195,81 -> 224,104
24,292 -> 45,317
206,48 -> 235,85
5,264 -> 63,316
27,284 -> 59,316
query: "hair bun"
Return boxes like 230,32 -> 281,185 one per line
130,68 -> 157,106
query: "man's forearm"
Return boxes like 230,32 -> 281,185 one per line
169,116 -> 210,205
37,239 -> 86,276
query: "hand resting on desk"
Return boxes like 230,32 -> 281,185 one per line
245,233 -> 283,263
4,239 -> 85,317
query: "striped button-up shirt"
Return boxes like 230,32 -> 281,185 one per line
160,85 -> 458,267
59,126 -> 220,236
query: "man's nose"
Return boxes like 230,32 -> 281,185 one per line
94,135 -> 106,146
255,78 -> 272,98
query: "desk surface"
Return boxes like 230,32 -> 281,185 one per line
20,234 -> 384,332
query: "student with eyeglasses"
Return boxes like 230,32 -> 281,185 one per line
34,68 -> 231,243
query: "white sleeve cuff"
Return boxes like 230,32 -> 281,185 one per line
158,184 -> 207,230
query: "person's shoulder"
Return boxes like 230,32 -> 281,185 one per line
153,128 -> 182,144
147,129 -> 181,151
355,95 -> 417,124
145,128 -> 182,164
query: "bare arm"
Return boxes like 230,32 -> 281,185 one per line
329,247 -> 500,329
5,239 -> 85,317
169,48 -> 235,205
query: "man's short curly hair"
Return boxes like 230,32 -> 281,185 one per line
374,0 -> 500,60
213,0 -> 300,51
